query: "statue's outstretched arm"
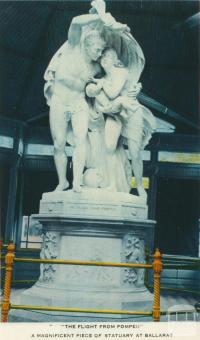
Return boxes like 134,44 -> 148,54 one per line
68,10 -> 120,47
71,13 -> 100,26
68,14 -> 100,46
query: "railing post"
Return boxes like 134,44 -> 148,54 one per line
144,247 -> 150,288
153,248 -> 162,321
1,241 -> 15,322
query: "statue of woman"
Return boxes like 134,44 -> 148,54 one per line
86,48 -> 156,200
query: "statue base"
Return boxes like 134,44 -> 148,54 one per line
39,188 -> 148,220
10,189 -> 155,322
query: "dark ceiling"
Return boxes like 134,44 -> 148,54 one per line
0,0 -> 199,133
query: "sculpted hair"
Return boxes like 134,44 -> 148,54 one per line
102,48 -> 124,68
81,26 -> 106,49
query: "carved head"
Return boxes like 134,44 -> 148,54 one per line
100,48 -> 123,71
83,28 -> 106,61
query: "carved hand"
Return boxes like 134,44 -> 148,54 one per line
90,0 -> 106,15
128,83 -> 142,98
100,12 -> 116,27
91,77 -> 104,87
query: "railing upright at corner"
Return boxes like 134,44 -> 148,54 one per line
1,242 -> 15,322
152,248 -> 162,321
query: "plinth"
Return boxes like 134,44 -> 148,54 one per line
11,188 -> 155,321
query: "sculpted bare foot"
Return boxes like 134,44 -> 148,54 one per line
73,183 -> 82,193
138,187 -> 147,202
54,180 -> 69,192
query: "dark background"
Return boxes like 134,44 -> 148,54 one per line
0,0 -> 199,130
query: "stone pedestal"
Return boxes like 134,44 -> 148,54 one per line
11,189 -> 155,321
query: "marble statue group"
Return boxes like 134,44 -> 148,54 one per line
13,3 -> 160,318
44,0 -> 156,201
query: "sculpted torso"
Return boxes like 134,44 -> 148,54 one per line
54,46 -> 101,106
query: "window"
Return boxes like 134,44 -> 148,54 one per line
20,216 -> 42,249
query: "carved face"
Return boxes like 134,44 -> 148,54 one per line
100,49 -> 117,71
86,43 -> 104,61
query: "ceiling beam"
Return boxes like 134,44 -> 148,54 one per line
138,93 -> 200,131
173,12 -> 200,30
185,12 -> 200,28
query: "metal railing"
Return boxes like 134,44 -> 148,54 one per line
1,242 -> 163,322
145,252 -> 200,296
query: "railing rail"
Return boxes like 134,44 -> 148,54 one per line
10,305 -> 152,316
149,253 -> 200,263
13,257 -> 152,268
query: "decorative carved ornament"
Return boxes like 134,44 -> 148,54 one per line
122,234 -> 145,287
39,232 -> 59,283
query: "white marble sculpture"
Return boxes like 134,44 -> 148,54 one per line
86,48 -> 155,199
44,0 -> 156,200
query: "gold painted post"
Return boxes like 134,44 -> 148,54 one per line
1,242 -> 15,322
153,248 -> 162,321
0,239 -> 5,260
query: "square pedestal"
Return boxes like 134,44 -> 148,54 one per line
11,189 -> 155,321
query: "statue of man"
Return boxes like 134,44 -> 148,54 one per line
44,2 -> 111,192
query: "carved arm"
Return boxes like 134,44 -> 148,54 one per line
102,69 -> 128,99
68,14 -> 100,46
